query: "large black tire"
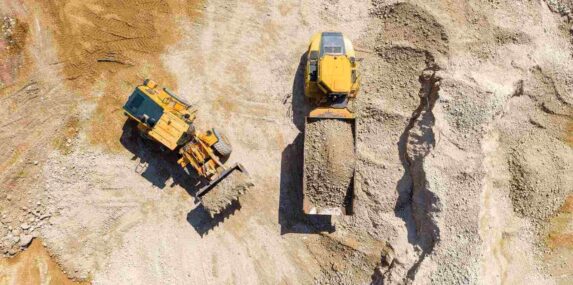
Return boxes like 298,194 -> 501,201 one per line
212,129 -> 232,158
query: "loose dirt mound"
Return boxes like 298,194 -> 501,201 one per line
200,169 -> 253,217
304,119 -> 355,210
371,1 -> 449,55
509,135 -> 572,222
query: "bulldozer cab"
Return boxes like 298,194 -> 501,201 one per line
123,80 -> 197,150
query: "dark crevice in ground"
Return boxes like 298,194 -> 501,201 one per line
396,64 -> 443,282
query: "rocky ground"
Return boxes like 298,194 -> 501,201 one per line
0,0 -> 571,284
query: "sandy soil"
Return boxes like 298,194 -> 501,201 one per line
0,0 -> 572,284
0,239 -> 87,285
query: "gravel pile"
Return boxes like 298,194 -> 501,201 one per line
200,169 -> 253,217
304,119 -> 355,211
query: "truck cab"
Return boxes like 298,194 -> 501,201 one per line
304,32 -> 360,109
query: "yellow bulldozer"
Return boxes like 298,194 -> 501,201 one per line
123,79 -> 252,216
302,32 -> 360,216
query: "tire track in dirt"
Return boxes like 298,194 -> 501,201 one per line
38,0 -> 204,152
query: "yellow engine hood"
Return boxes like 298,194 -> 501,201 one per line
149,112 -> 189,150
318,55 -> 352,93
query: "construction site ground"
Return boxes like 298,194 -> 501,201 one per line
0,0 -> 572,284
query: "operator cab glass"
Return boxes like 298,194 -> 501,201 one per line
320,32 -> 345,56
123,89 -> 164,127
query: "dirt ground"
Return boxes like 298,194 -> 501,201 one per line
0,239 -> 88,284
0,0 -> 572,284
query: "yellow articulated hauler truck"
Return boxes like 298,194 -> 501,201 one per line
123,79 -> 252,217
303,32 -> 360,216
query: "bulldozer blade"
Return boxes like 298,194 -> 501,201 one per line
197,163 -> 253,217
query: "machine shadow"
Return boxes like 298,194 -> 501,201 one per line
120,120 -> 240,235
278,52 -> 335,235
186,200 -> 242,237
119,120 -> 199,191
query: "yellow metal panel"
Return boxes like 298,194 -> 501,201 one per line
343,37 -> 355,58
308,32 -> 321,51
318,55 -> 352,93
198,130 -> 218,146
148,112 -> 189,150
309,107 -> 354,119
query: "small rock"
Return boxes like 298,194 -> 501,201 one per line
20,223 -> 30,230
33,160 -> 39,165
19,234 -> 33,248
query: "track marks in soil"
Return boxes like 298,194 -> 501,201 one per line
38,0 -> 202,152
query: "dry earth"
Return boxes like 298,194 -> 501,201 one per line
0,0 -> 572,285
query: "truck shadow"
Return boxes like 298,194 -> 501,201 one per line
278,52 -> 335,234
120,120 -> 240,235
279,134 -> 335,234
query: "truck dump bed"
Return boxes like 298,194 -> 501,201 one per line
303,117 -> 356,215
